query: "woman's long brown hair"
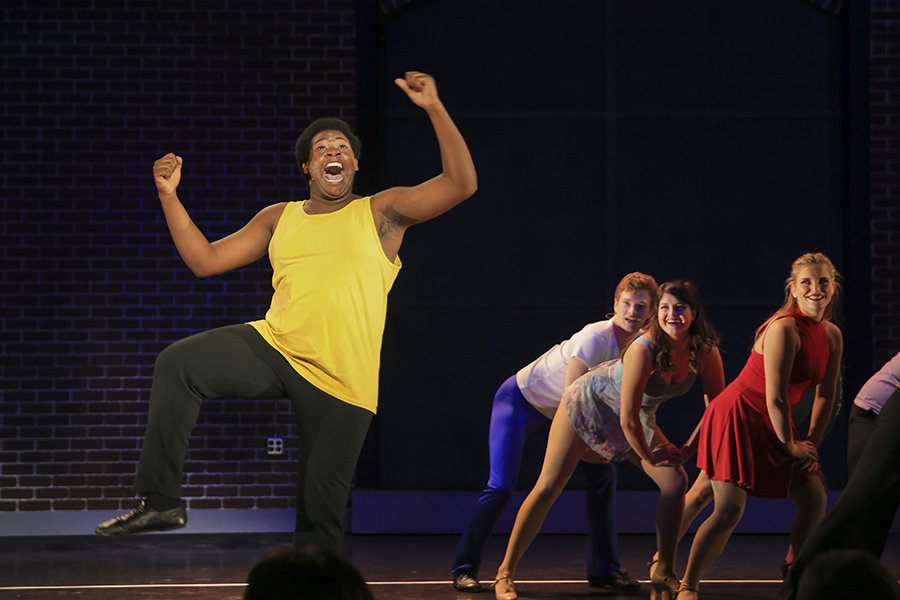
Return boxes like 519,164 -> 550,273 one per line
631,280 -> 719,373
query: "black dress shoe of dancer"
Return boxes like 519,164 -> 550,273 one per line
453,572 -> 483,593
95,500 -> 187,536
588,569 -> 641,590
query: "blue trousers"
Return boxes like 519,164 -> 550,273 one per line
452,375 -> 620,578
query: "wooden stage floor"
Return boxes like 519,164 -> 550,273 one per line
2,532 -> 898,599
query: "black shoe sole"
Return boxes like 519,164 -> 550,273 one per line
95,521 -> 186,537
588,580 -> 641,591
452,576 -> 483,593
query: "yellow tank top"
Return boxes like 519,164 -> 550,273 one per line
249,197 -> 401,413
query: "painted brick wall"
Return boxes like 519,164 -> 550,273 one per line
870,1 -> 900,368
1,1 -> 358,512
1,1 -> 896,515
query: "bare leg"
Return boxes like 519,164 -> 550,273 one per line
681,470 -> 714,538
493,393 -> 592,598
781,470 -> 826,574
680,479 -> 748,597
788,475 -> 827,555
650,470 -> 713,567
782,544 -> 795,576
627,453 -> 688,599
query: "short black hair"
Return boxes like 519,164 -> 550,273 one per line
294,117 -> 362,176
244,544 -> 374,600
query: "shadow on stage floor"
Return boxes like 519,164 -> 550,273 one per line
2,532 -> 898,599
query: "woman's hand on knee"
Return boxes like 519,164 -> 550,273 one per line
650,443 -> 685,467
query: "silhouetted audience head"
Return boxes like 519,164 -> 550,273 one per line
244,544 -> 374,600
796,549 -> 899,600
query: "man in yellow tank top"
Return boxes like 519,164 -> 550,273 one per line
95,71 -> 477,553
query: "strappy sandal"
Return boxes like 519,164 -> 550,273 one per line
492,573 -> 517,600
650,568 -> 680,599
676,582 -> 699,598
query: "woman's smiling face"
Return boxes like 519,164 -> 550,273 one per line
657,292 -> 694,340
791,264 -> 835,320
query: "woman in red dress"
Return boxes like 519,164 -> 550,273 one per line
677,252 -> 843,599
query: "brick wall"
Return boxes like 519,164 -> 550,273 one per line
1,1 -> 896,515
1,0 -> 358,512
870,1 -> 900,368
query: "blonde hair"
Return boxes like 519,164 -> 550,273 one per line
754,252 -> 841,341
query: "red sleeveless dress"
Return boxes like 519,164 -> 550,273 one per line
697,309 -> 831,498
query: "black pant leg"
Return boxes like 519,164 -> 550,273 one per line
847,404 -> 878,477
135,325 -> 287,499
280,372 -> 372,553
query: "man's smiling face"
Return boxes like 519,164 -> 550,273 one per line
303,130 -> 360,202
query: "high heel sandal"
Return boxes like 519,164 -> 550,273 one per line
647,556 -> 659,583
676,582 -> 699,599
650,568 -> 680,599
780,560 -> 792,579
492,573 -> 517,600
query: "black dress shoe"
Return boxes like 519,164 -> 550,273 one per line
95,500 -> 187,536
588,569 -> 641,590
453,572 -> 483,593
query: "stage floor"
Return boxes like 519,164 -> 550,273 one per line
2,532 -> 898,599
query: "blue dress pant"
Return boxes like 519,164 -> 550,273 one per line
452,375 -> 620,578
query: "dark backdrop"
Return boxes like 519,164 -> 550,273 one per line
1,0 -> 877,516
365,0 -> 846,491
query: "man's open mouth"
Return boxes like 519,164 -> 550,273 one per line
324,161 -> 344,183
